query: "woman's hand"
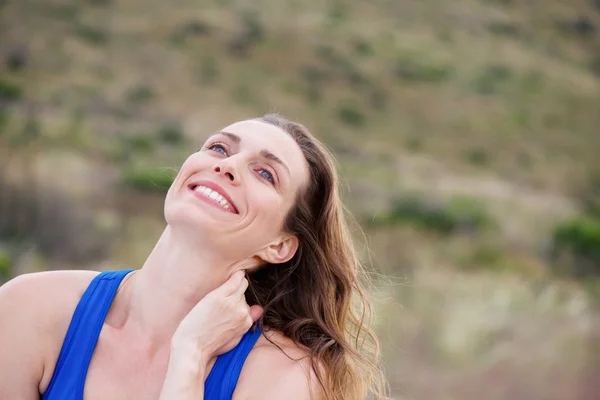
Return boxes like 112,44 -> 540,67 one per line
171,269 -> 264,365
160,269 -> 263,400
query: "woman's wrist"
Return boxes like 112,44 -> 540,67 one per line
169,337 -> 211,368
160,345 -> 208,399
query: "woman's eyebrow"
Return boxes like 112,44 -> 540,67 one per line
213,130 -> 241,143
260,149 -> 290,175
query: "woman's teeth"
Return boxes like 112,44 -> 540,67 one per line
193,185 -> 231,210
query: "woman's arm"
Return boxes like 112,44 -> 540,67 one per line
159,344 -> 207,400
0,270 -> 97,399
0,275 -> 44,399
0,273 -> 74,399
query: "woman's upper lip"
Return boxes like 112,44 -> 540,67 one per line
187,180 -> 239,214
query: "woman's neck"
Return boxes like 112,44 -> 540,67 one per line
113,225 -> 240,353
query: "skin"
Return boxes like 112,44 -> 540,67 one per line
0,120 -> 320,399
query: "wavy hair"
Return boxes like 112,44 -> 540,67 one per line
246,114 -> 388,400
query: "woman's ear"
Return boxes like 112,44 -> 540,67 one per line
257,235 -> 299,264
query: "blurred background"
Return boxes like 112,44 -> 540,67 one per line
1,0 -> 600,399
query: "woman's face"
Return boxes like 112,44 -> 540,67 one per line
165,120 -> 310,264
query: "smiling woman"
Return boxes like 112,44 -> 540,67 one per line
0,114 -> 388,400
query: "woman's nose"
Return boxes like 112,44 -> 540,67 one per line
212,158 -> 240,185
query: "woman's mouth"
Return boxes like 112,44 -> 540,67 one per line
188,184 -> 239,214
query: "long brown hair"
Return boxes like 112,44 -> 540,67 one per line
246,114 -> 388,399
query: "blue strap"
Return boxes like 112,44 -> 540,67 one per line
42,269 -> 133,400
204,325 -> 262,399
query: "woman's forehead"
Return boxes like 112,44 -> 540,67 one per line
221,120 -> 286,141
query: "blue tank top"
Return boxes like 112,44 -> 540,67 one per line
42,270 -> 262,400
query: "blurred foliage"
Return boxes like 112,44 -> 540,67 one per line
337,104 -> 365,127
0,79 -> 21,101
120,134 -> 155,154
122,167 -> 176,193
0,249 -> 12,281
157,122 -> 186,146
551,216 -> 600,277
393,54 -> 454,84
576,171 -> 600,218
370,196 -> 493,236
73,24 -> 109,46
125,85 -> 155,105
472,65 -> 513,95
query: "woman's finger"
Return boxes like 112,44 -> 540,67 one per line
249,305 -> 263,322
214,270 -> 245,296
233,276 -> 249,299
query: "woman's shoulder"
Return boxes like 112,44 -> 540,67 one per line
252,329 -> 313,364
1,269 -> 100,318
1,269 -> 99,318
233,329 -> 323,400
0,269 -> 100,390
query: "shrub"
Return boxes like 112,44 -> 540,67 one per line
314,45 -> 366,87
371,195 -> 493,235
74,24 -> 109,46
590,55 -> 600,78
179,20 -> 211,37
169,20 -> 212,45
0,79 -> 22,101
125,85 -> 154,104
157,122 -> 185,145
465,148 -> 490,166
301,66 -> 328,86
393,55 -> 453,84
573,171 -> 600,217
300,66 -> 328,104
122,167 -> 175,192
487,21 -> 522,38
352,38 -> 374,57
369,87 -> 388,110
0,109 -> 10,133
47,4 -> 79,21
472,65 -> 512,94
327,3 -> 347,26
121,134 -> 155,153
337,104 -> 365,127
519,70 -> 544,94
199,55 -> 219,84
4,44 -> 28,71
229,10 -> 264,57
555,17 -> 596,38
550,216 -> 600,277
0,250 -> 12,281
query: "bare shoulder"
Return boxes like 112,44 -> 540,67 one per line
1,269 -> 100,328
233,329 -> 324,400
0,270 -> 100,394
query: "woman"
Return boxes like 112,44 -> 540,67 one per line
0,114 -> 387,399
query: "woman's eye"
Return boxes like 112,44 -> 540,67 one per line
258,169 -> 275,184
208,143 -> 227,156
